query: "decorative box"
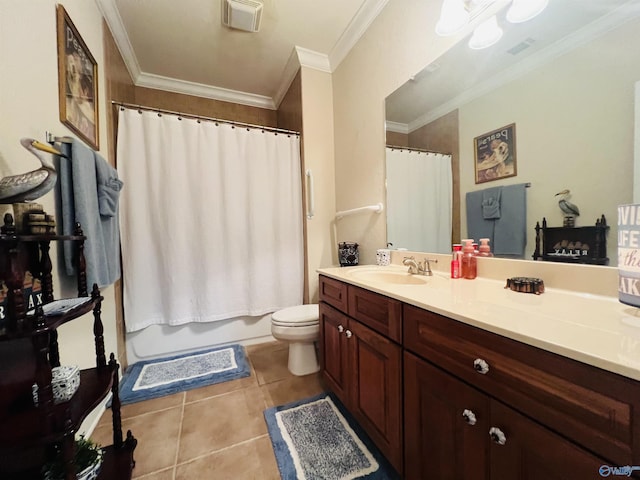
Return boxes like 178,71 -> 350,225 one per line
32,365 -> 80,406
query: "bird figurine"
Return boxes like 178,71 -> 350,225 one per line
555,189 -> 580,227
0,138 -> 64,204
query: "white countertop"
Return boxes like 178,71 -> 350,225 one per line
317,264 -> 640,382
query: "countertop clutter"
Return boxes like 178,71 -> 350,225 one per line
317,263 -> 640,381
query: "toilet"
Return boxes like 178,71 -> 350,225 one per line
271,304 -> 320,376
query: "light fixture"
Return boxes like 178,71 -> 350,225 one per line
506,0 -> 549,23
468,15 -> 503,49
435,0 -> 549,49
435,0 -> 470,36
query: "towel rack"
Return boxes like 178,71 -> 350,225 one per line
45,131 -> 73,144
335,203 -> 384,220
306,169 -> 315,219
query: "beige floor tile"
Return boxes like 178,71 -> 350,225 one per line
133,466 -> 175,480
93,406 -> 183,478
178,386 -> 268,463
244,340 -> 282,356
123,392 -> 185,418
184,370 -> 259,403
249,343 -> 291,385
97,392 -> 184,427
92,341 -> 329,479
261,372 -> 325,408
175,435 -> 280,480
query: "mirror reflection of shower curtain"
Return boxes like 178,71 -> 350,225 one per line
385,148 -> 452,253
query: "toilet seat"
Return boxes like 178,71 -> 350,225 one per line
271,304 -> 319,327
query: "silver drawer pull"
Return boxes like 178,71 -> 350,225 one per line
489,427 -> 507,445
473,358 -> 490,374
338,324 -> 344,333
462,409 -> 477,426
345,330 -> 352,338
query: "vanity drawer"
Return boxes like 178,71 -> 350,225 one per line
348,285 -> 402,343
403,304 -> 640,466
319,275 -> 348,313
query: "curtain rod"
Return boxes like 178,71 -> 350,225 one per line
111,101 -> 300,136
386,145 -> 452,156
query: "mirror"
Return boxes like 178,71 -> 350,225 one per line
385,0 -> 640,266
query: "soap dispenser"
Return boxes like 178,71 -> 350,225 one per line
478,238 -> 493,257
461,239 -> 477,279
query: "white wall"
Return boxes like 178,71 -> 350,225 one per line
331,0 -> 463,266
0,0 -> 117,433
300,66 -> 336,301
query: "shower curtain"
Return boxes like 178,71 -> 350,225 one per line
117,108 -> 303,333
385,148 -> 452,253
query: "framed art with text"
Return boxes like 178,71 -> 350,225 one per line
56,4 -> 99,150
474,123 -> 516,184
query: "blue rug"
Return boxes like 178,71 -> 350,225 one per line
264,392 -> 399,480
117,344 -> 250,405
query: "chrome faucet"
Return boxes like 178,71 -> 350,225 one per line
403,256 -> 437,276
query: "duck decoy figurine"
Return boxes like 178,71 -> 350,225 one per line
0,138 -> 64,204
555,189 -> 580,217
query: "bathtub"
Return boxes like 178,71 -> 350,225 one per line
125,313 -> 275,364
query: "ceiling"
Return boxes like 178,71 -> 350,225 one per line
96,0 -> 389,110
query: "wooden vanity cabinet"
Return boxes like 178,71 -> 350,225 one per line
405,352 -> 607,480
404,303 -> 640,480
404,351 -> 489,480
318,275 -> 403,474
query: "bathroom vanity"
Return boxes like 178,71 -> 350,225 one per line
318,264 -> 640,479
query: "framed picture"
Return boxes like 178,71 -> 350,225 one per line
56,5 -> 99,150
474,123 -> 516,184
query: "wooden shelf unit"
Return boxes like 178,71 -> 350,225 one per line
0,214 -> 136,480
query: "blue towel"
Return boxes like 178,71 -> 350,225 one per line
466,189 -> 495,244
482,186 -> 502,219
493,183 -> 527,257
467,183 -> 528,258
58,140 -> 123,288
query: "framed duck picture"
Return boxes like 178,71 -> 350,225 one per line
474,123 -> 516,184
56,5 -> 99,150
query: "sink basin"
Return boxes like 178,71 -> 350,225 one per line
353,270 -> 429,285
347,267 -> 439,285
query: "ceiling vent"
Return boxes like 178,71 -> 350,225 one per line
222,0 -> 263,32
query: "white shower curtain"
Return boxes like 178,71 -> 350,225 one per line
385,148 -> 452,253
117,108 -> 303,333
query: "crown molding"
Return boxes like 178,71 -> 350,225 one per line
385,121 -> 409,134
95,0 -> 142,82
98,0 -> 387,110
272,47 -> 303,108
329,0 -> 389,71
136,72 -> 276,109
409,1 -> 640,132
295,46 -> 331,73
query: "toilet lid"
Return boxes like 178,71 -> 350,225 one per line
272,304 -> 319,327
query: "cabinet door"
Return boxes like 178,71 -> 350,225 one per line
348,319 -> 403,474
319,302 -> 350,404
404,352 -> 489,480
489,400 -> 607,480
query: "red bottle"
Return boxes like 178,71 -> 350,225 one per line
451,244 -> 462,279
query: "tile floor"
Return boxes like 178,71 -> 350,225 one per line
91,341 -> 325,479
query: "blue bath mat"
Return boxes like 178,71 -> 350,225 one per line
117,344 -> 250,405
264,392 -> 399,480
